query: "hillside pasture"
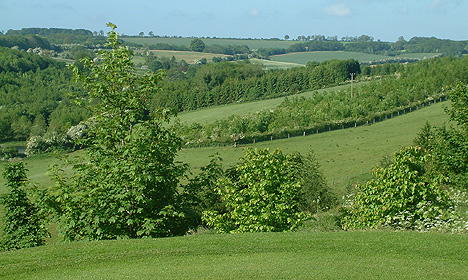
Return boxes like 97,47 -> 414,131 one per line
0,100 -> 449,198
121,37 -> 296,50
271,51 -> 391,64
1,231 -> 467,279
178,101 -> 449,196
270,51 -> 441,64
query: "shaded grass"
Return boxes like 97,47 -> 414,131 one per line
1,231 -> 467,279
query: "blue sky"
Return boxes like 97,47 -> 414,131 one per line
1,0 -> 467,42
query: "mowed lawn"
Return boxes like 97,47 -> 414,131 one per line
1,231 -> 467,279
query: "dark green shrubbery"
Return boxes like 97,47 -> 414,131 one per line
0,162 -> 48,250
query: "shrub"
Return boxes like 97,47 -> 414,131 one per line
202,148 -> 310,233
341,146 -> 454,230
0,162 -> 48,250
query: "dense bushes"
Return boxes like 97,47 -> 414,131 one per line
202,148 -> 311,232
0,162 -> 48,250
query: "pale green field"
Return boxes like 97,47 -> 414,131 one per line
122,37 -> 296,50
177,85 -> 353,125
270,51 -> 440,64
1,231 -> 467,279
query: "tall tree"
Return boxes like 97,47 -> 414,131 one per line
190,38 -> 206,52
46,23 -> 187,241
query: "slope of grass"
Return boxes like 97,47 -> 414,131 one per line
270,51 -> 440,65
271,51 -> 390,64
1,230 -> 467,279
178,101 -> 449,196
177,84 -> 353,125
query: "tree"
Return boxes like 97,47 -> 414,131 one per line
139,31 -> 144,37
341,146 -> 453,230
190,38 -> 205,52
202,148 -> 309,233
1,162 -> 48,250
46,23 -> 187,241
148,31 -> 154,37
284,35 -> 290,40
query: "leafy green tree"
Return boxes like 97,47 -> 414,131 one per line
46,23 -> 187,241
190,38 -> 205,52
0,162 -> 48,250
203,148 -> 309,233
341,146 -> 453,230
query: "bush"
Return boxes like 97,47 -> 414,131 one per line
0,162 -> 48,250
341,146 -> 454,230
202,148 -> 310,233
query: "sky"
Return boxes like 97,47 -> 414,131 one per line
1,0 -> 467,42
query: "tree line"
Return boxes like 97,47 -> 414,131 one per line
174,56 -> 468,147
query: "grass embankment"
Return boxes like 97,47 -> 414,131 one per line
1,231 -> 467,279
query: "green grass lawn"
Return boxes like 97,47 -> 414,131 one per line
1,230 -> 467,279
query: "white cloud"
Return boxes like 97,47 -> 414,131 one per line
248,9 -> 260,17
325,4 -> 352,17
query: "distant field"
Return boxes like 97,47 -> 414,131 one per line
177,84 -> 353,124
249,58 -> 303,70
1,231 -> 467,279
121,37 -> 296,50
271,51 -> 389,64
137,50 -> 229,64
270,51 -> 440,64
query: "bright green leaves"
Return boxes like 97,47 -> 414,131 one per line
203,148 -> 310,233
342,146 -> 453,230
46,23 -> 187,241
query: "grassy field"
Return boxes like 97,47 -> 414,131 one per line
270,51 -> 440,64
135,50 -> 230,64
178,101 -> 449,196
0,101 -> 449,198
177,84 -> 354,125
121,37 -> 296,50
1,230 -> 467,279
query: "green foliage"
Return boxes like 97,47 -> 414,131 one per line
181,155 -> 225,228
298,152 -> 337,213
342,146 -> 453,230
45,23 -> 187,241
0,161 -> 48,250
203,148 -> 310,233
190,38 -> 205,52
